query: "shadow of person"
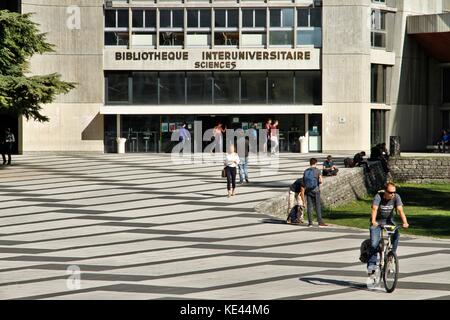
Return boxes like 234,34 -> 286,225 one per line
261,218 -> 287,225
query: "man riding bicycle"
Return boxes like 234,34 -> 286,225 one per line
367,182 -> 409,276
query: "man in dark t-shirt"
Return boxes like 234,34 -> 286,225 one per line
367,182 -> 409,276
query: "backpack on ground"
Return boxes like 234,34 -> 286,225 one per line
287,205 -> 302,224
359,239 -> 371,263
303,168 -> 318,190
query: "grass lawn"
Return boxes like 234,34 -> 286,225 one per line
322,183 -> 450,239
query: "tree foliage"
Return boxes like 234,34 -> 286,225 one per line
0,10 -> 75,121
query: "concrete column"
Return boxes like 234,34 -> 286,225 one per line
322,0 -> 372,154
116,114 -> 121,139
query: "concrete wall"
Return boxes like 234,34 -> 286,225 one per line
322,0 -> 371,154
389,157 -> 450,183
20,0 -> 104,153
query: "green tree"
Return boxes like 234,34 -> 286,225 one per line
0,10 -> 75,122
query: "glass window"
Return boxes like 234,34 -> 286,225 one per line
270,9 -> 281,27
444,68 -> 450,103
117,10 -> 129,28
310,8 -> 322,27
160,10 -> 171,28
132,10 -> 144,28
282,9 -> 294,27
105,10 -> 116,28
242,10 -> 254,28
187,72 -> 213,104
371,64 -> 386,103
268,72 -> 294,104
200,10 -> 211,28
371,109 -> 386,147
269,31 -> 293,45
295,71 -> 321,105
107,73 -> 129,103
145,11 -> 156,28
228,10 -> 238,28
105,31 -> 129,46
214,72 -> 239,104
297,9 -> 309,27
188,10 -> 198,28
173,10 -> 184,28
241,72 -> 267,104
255,10 -> 266,27
133,72 -> 158,104
215,10 -> 226,28
159,72 -> 185,104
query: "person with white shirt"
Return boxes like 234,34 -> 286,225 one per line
224,144 -> 240,197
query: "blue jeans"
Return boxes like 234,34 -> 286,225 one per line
238,159 -> 248,182
367,225 -> 400,268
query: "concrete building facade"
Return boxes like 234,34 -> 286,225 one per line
4,0 -> 450,154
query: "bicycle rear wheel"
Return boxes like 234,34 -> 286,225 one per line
383,251 -> 399,293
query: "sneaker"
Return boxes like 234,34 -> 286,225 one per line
318,222 -> 328,227
245,178 -> 249,183
307,224 -> 313,227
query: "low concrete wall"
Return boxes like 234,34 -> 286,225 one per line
389,157 -> 450,183
255,162 -> 387,218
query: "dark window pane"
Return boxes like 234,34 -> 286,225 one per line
107,73 -> 129,103
159,72 -> 185,104
241,72 -> 267,104
105,32 -> 117,45
160,10 -> 171,28
214,72 -> 239,104
270,9 -> 281,27
269,31 -> 293,45
132,10 -> 143,28
282,9 -> 294,27
228,10 -> 238,28
117,10 -> 129,28
243,10 -> 253,28
310,8 -> 322,27
105,10 -> 116,28
133,72 -> 158,104
268,72 -> 294,104
297,9 -> 309,27
200,10 -> 211,28
371,64 -> 386,103
444,69 -> 450,103
187,72 -> 212,104
145,10 -> 156,28
215,10 -> 226,28
255,10 -> 266,27
188,10 -> 198,28
173,10 -> 184,28
295,71 -> 321,105
105,32 -> 129,46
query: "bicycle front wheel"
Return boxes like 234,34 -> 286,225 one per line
383,251 -> 399,293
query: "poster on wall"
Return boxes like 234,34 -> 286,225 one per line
169,123 -> 176,132
161,123 -> 168,132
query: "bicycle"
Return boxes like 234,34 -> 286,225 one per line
367,225 -> 400,293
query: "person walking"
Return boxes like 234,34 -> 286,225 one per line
263,119 -> 272,153
303,158 -> 327,227
178,123 -> 191,153
224,144 -> 240,197
237,134 -> 250,184
213,122 -> 225,153
270,120 -> 279,155
2,128 -> 15,165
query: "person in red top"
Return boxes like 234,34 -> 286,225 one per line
270,120 -> 279,155
263,119 -> 272,153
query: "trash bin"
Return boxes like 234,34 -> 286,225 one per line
116,137 -> 127,154
299,136 -> 308,154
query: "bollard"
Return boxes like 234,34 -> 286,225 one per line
116,137 -> 127,154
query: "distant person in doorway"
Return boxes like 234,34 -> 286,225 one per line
224,144 -> 240,197
1,128 -> 15,165
303,158 -> 327,227
322,155 -> 339,176
437,129 -> 449,153
213,122 -> 226,153
263,119 -> 272,153
178,123 -> 191,153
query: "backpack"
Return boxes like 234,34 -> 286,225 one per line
287,205 -> 302,224
303,168 -> 318,190
344,157 -> 353,168
359,239 -> 371,263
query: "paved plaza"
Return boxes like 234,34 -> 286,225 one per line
0,154 -> 449,300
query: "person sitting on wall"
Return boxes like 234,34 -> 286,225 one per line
353,151 -> 371,172
369,143 -> 390,173
437,129 -> 449,153
322,155 -> 339,176
369,144 -> 382,161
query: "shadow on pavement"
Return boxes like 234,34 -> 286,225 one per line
299,277 -> 367,291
